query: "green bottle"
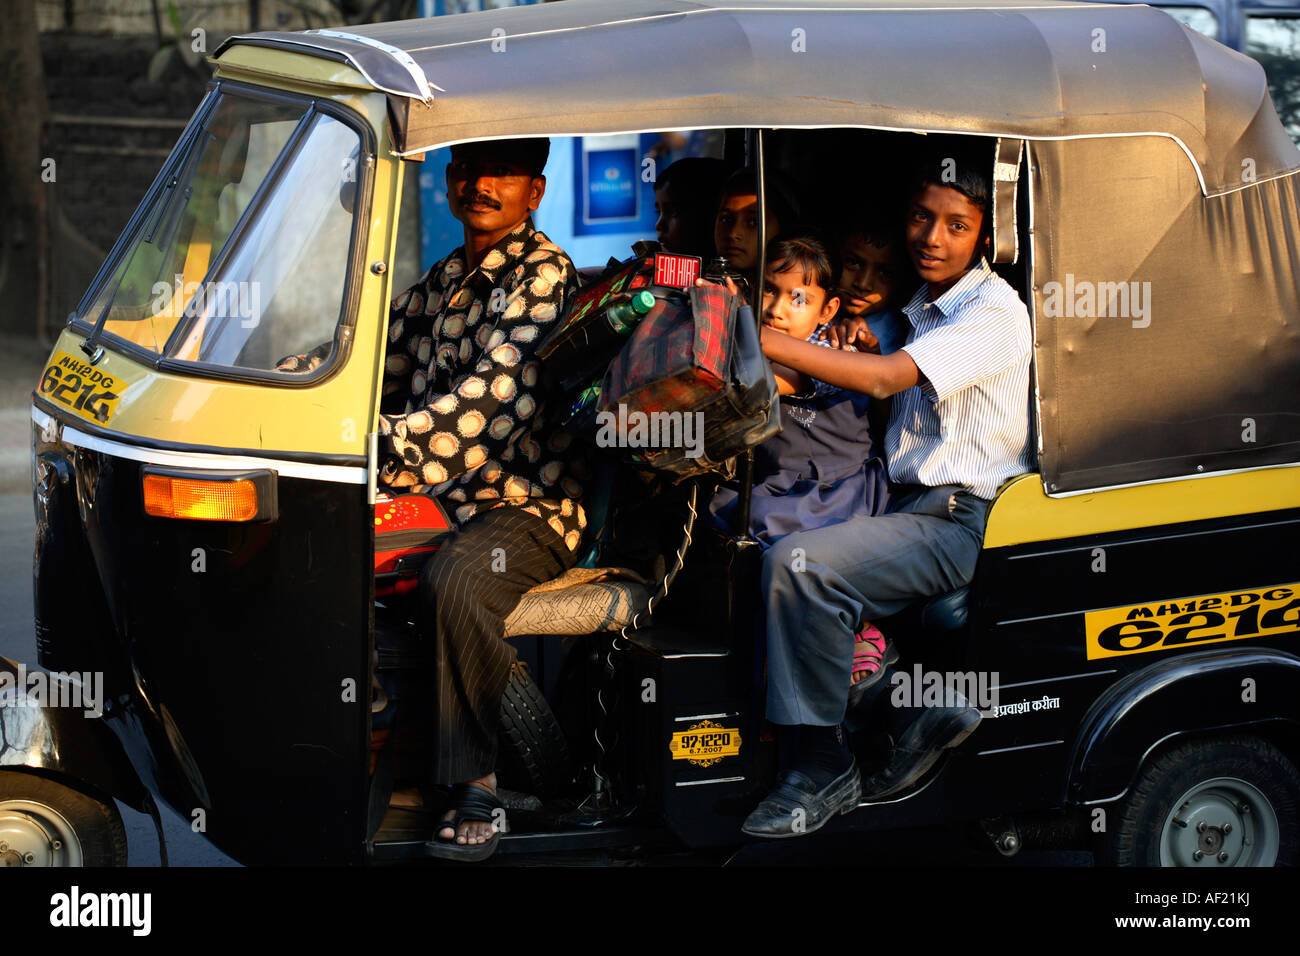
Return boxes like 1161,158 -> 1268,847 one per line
604,290 -> 656,334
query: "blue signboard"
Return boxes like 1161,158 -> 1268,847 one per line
584,147 -> 639,222
572,134 -> 659,236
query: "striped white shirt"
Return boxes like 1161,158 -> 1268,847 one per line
886,259 -> 1033,500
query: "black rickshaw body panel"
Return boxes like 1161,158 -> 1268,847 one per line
0,655 -> 150,813
951,498 -> 1300,817
1067,647 -> 1300,803
31,409 -> 375,864
617,628 -> 764,846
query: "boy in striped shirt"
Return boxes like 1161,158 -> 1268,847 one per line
740,154 -> 1033,837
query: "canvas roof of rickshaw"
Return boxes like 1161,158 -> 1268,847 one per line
213,0 -> 1299,195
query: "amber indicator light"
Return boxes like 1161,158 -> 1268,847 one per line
143,474 -> 259,522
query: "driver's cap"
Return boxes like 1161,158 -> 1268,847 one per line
449,138 -> 550,177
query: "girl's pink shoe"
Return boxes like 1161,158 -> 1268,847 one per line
852,625 -> 886,681
849,624 -> 897,710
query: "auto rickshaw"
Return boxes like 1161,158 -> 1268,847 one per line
7,0 -> 1300,867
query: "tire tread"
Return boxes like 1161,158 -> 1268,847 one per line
1103,734 -> 1299,867
497,661 -> 571,798
0,772 -> 128,866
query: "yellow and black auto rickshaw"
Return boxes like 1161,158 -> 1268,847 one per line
6,0 -> 1300,866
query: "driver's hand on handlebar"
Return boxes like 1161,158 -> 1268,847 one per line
821,315 -> 880,353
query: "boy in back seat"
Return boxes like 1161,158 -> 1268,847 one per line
737,153 -> 1034,837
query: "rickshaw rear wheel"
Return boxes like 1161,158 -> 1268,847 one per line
0,772 -> 128,867
1101,735 -> 1299,867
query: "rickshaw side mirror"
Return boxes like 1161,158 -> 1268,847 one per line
991,138 -> 1024,265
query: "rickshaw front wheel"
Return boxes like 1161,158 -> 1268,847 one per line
1103,735 -> 1299,867
0,772 -> 128,867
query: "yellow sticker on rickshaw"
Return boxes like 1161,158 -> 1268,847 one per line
1084,583 -> 1300,660
669,719 -> 742,767
37,351 -> 129,425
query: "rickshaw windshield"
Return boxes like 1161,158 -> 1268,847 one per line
79,87 -> 361,375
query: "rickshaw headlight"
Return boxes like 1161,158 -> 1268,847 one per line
142,469 -> 273,522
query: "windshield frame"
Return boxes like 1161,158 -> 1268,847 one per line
71,79 -> 376,388
69,85 -> 219,347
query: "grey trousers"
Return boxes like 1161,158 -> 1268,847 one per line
760,484 -> 992,726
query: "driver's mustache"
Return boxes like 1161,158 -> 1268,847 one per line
461,192 -> 500,209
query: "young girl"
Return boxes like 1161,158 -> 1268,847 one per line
708,235 -> 895,700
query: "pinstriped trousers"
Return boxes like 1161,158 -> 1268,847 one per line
416,505 -> 577,785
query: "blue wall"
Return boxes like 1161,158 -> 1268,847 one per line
415,0 -> 655,270
415,139 -> 656,273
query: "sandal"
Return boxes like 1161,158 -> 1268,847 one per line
425,782 -> 503,862
852,626 -> 886,679
848,625 -> 899,710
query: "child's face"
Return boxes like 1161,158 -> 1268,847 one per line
714,192 -> 777,272
837,236 -> 901,318
761,260 -> 839,341
905,183 -> 986,298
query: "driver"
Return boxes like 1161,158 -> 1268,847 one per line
286,138 -> 587,860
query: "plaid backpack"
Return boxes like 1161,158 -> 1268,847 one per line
601,280 -> 780,477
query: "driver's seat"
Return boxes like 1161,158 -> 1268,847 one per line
915,585 -> 971,634
503,567 -> 648,637
504,461 -> 654,638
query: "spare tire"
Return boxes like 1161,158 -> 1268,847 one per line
497,661 -> 572,798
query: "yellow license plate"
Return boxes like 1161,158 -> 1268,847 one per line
669,719 -> 742,767
1084,583 -> 1300,660
37,351 -> 128,425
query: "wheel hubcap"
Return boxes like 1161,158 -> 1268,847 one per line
0,800 -> 84,867
1161,777 -> 1278,867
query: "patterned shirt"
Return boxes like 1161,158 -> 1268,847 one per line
372,217 -> 589,549
887,259 -> 1033,500
272,222 -> 572,556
